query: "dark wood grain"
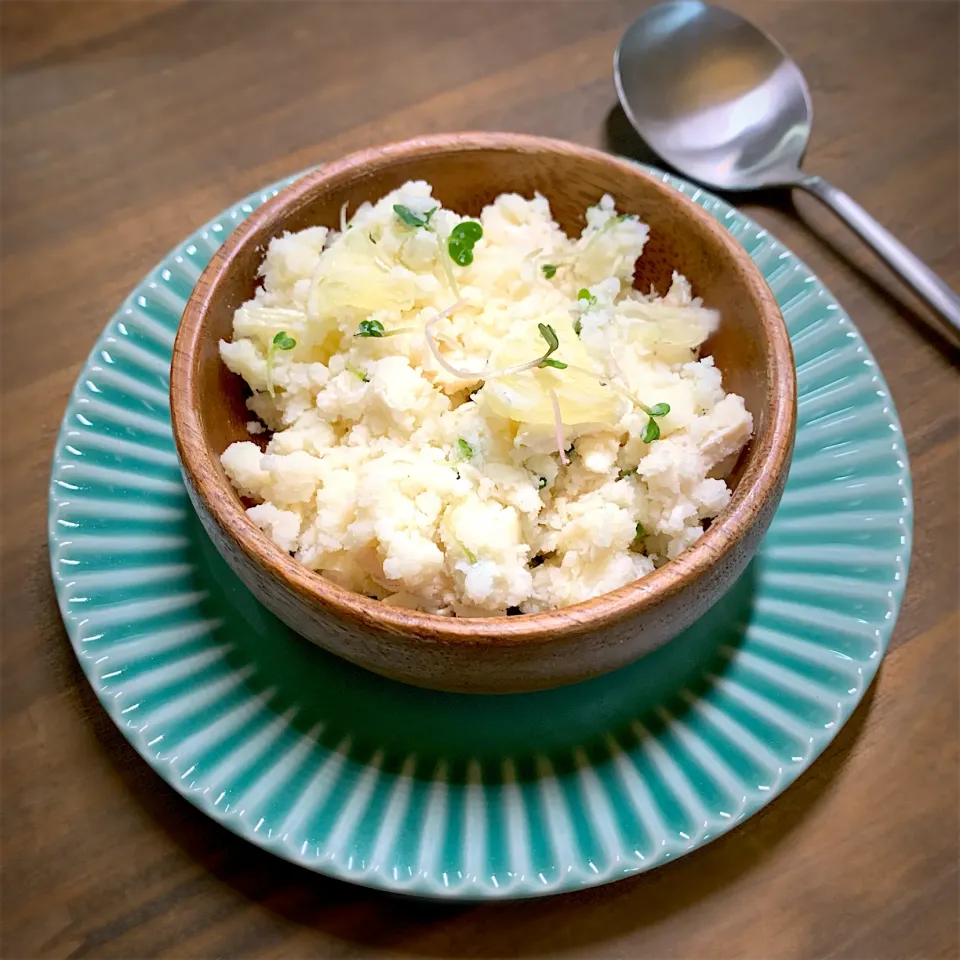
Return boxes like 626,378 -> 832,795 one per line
1,1 -> 957,957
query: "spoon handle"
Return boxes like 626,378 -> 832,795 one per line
797,175 -> 960,337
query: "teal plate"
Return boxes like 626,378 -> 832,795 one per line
49,168 -> 912,899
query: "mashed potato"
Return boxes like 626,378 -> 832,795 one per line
219,182 -> 752,616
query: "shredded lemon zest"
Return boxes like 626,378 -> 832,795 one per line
559,361 -> 657,414
424,303 -> 560,381
423,300 -> 473,378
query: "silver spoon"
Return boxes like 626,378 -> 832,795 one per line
614,0 -> 960,336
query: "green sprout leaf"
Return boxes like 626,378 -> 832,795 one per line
538,322 -> 559,355
447,220 -> 483,267
577,288 -> 597,306
646,402 -> 671,418
448,239 -> 474,266
536,323 -> 563,369
635,522 -> 646,538
573,318 -> 582,336
356,319 -> 385,338
451,221 -> 483,243
265,331 -> 297,396
393,204 -> 436,228
642,418 -> 661,443
456,437 -> 474,460
541,264 -> 557,279
538,476 -> 548,489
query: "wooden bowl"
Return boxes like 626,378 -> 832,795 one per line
170,133 -> 795,694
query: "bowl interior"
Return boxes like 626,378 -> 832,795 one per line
196,145 -> 775,501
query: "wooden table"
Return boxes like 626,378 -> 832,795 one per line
2,2 -> 957,957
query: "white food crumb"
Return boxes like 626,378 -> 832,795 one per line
218,182 -> 753,615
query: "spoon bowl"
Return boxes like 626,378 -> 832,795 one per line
614,0 -> 960,334
615,0 -> 811,190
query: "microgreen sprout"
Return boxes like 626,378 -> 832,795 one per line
355,318 -> 416,339
355,319 -> 385,338
577,288 -> 597,306
573,318 -> 582,336
393,204 -> 469,295
533,357 -> 670,437
265,330 -> 296,396
536,323 -> 561,368
541,264 -> 557,279
425,309 -> 569,382
538,476 -> 548,489
447,220 -> 483,266
393,204 -> 436,228
635,522 -> 646,538
640,401 -> 670,443
456,538 -> 477,563
345,362 -> 369,383
456,438 -> 475,461
536,324 -> 567,369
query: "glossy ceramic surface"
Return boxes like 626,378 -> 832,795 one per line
49,168 -> 912,898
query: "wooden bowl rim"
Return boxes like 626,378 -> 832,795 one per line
170,132 -> 795,645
